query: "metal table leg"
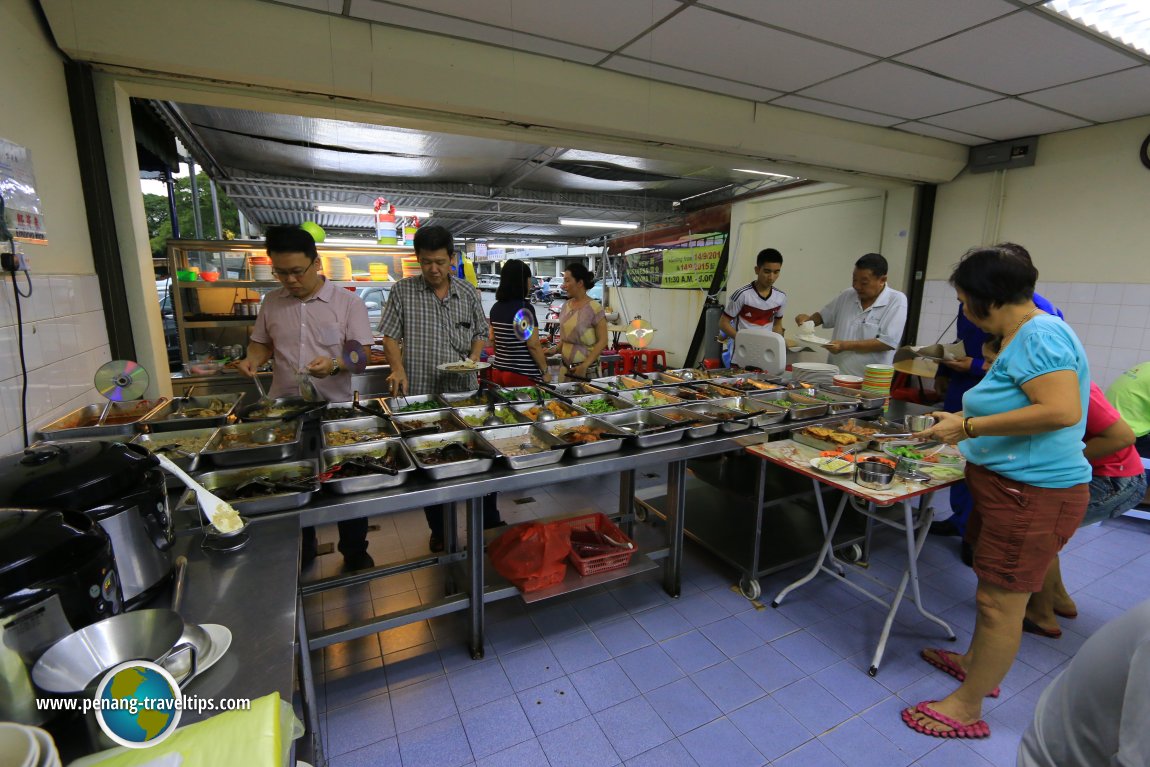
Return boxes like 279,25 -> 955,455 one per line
738,455 -> 769,601
466,496 -> 485,659
771,492 -> 851,606
663,460 -> 686,598
619,468 -> 636,537
296,594 -> 325,767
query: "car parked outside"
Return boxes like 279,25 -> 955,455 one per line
354,284 -> 391,330
476,273 -> 501,291
547,275 -> 567,298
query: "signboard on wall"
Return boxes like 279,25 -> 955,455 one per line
0,138 -> 47,243
621,239 -> 725,289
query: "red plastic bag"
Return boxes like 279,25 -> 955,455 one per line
488,522 -> 571,593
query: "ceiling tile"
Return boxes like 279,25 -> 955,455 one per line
1023,67 -> 1150,123
275,0 -> 344,12
925,99 -> 1091,141
798,62 -> 999,120
701,0 -> 1015,57
602,56 -> 782,102
620,6 -> 875,92
769,95 -> 902,127
892,122 -> 990,145
896,10 -> 1141,94
355,0 -> 680,51
349,0 -> 604,63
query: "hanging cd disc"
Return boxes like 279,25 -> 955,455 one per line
94,359 -> 150,401
341,340 -> 369,374
512,308 -> 536,341
625,318 -> 656,349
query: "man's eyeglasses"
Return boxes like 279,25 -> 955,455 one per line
272,262 -> 315,280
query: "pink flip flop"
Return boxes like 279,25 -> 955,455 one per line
902,701 -> 991,739
920,649 -> 1000,698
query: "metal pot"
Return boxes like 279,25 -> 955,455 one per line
32,609 -> 196,695
855,460 -> 896,491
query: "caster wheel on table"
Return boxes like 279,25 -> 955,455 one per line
738,576 -> 761,601
868,665 -> 878,677
840,544 -> 864,563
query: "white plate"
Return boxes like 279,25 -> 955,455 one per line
437,361 -> 492,373
796,333 -> 832,347
809,457 -> 854,476
169,624 -> 232,682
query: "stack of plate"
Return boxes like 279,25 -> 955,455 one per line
791,362 -> 839,386
863,363 -> 895,396
833,374 -> 864,389
321,255 -> 352,281
0,722 -> 61,767
401,256 -> 421,278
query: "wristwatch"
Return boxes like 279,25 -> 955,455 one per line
329,358 -> 341,376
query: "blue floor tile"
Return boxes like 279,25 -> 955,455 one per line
690,660 -> 765,713
732,644 -> 807,693
486,614 -> 543,655
771,678 -> 854,735
475,738 -> 549,767
644,677 -> 722,736
912,740 -> 995,766
633,603 -> 694,641
460,695 -> 535,760
819,716 -> 913,767
672,592 -> 730,628
610,578 -> 671,613
329,736 -> 402,767
517,677 -> 592,735
326,657 -> 390,709
382,642 -> 444,693
699,615 -> 763,658
529,602 -> 587,638
547,628 -> 612,674
571,590 -> 630,627
735,604 -> 801,642
615,643 -> 685,693
448,658 -> 515,711
570,659 -> 642,712
594,615 -> 655,656
811,658 -> 894,711
396,714 -> 474,767
391,676 -> 458,734
679,717 -> 765,767
624,738 -> 699,767
772,737 -> 847,767
660,630 -> 726,674
538,714 -> 621,767
771,629 -> 843,674
594,696 -> 674,761
325,692 -> 395,757
728,695 -> 814,762
500,642 -> 565,692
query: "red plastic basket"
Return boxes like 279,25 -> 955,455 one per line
555,513 -> 636,576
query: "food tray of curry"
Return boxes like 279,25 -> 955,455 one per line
321,399 -> 388,422
320,416 -> 399,448
201,421 -> 303,467
142,394 -> 241,431
510,399 -> 588,422
320,439 -> 416,494
183,459 -> 319,516
389,409 -> 468,436
653,407 -> 721,438
479,424 -> 569,469
678,401 -> 754,432
705,396 -> 788,427
453,404 -> 530,429
131,426 -> 220,483
534,416 -> 626,458
612,388 -> 685,409
594,409 -> 690,447
404,429 -> 498,480
38,399 -> 169,440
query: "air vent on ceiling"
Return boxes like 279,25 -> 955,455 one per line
968,136 -> 1039,174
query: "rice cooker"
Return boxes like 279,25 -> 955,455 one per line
0,508 -> 121,724
0,441 -> 173,609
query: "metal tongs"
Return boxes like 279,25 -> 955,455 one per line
321,454 -> 399,479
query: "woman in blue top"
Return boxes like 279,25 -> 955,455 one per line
903,245 -> 1090,741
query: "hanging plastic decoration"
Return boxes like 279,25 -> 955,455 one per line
300,221 -> 326,243
374,197 -> 397,245
401,216 -> 421,247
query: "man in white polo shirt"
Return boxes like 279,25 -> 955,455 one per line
793,253 -> 907,377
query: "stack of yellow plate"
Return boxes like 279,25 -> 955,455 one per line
320,254 -> 352,281
369,263 -> 391,281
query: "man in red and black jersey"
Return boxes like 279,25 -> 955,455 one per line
720,248 -> 786,342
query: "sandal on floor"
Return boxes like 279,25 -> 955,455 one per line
920,649 -> 1000,698
1054,607 -> 1078,620
1022,617 -> 1062,639
902,701 -> 991,739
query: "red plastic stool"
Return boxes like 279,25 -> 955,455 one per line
636,349 -> 667,372
617,349 -> 641,374
599,354 -> 624,376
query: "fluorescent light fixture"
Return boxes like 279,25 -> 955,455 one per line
1042,0 -> 1150,55
315,204 -> 434,217
322,237 -> 387,246
489,243 -> 548,250
558,218 -> 639,229
733,169 -> 796,180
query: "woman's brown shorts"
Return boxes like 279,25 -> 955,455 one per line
965,463 -> 1089,592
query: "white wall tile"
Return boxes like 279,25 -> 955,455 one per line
1121,284 -> 1150,306
49,276 -> 78,316
1094,284 -> 1125,306
1041,283 -> 1071,303
1068,283 -> 1096,303
1091,304 -> 1120,327
1117,306 -> 1145,331
1141,328 -> 1150,352
1085,346 -> 1111,370
1109,347 -> 1142,374
1086,324 -> 1115,347
77,276 -> 103,314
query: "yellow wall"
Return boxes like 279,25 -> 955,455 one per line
928,114 -> 1150,281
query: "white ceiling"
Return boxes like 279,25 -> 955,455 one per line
272,0 -> 1150,146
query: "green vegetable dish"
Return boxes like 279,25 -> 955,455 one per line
583,398 -> 619,414
462,409 -> 519,427
398,401 -> 441,413
505,387 -> 550,400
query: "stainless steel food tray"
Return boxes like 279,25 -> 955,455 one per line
383,393 -> 448,414
436,389 -> 492,408
142,393 -> 241,432
565,392 -> 636,416
594,409 -> 688,447
131,426 -> 220,485
544,381 -> 607,398
535,416 -> 625,458
478,424 -> 569,469
613,388 -> 686,409
405,429 -> 497,480
509,400 -> 588,422
320,399 -> 388,422
320,439 -> 415,494
792,388 -> 861,415
748,389 -> 829,419
679,401 -> 753,432
652,407 -> 721,438
38,399 -> 168,440
651,384 -> 715,403
494,385 -> 555,403
590,374 -> 656,390
706,376 -> 785,395
453,404 -> 530,429
321,416 -> 399,448
201,420 -> 303,467
182,459 -> 319,517
390,409 -> 468,436
707,396 -> 788,428
820,385 -> 887,410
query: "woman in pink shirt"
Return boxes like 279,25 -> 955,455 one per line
1024,383 -> 1147,638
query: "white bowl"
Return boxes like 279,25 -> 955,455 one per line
0,723 -> 38,767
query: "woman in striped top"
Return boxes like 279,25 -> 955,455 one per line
489,259 -> 549,387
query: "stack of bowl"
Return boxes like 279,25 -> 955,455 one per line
0,722 -> 61,767
832,374 -> 864,389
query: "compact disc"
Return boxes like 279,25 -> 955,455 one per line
625,318 -> 656,349
512,308 -> 536,342
94,359 -> 150,401
341,340 -> 369,373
